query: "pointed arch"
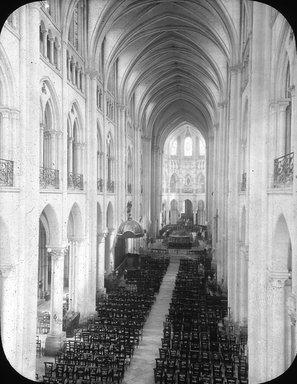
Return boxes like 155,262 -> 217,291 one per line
39,204 -> 60,246
272,214 -> 292,271
97,202 -> 103,234
67,203 -> 83,239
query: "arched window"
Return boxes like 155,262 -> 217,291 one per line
39,82 -> 60,189
67,105 -> 84,190
68,1 -> 84,55
171,139 -> 177,156
184,136 -> 192,156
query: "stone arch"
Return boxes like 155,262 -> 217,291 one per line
272,214 -> 292,272
97,202 -> 103,234
39,204 -> 60,246
40,79 -> 61,131
67,203 -> 83,239
0,43 -> 17,107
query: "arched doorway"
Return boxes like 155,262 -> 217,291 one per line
67,203 -> 83,313
184,199 -> 193,222
268,214 -> 293,379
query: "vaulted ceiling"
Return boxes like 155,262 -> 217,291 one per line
89,0 -> 240,146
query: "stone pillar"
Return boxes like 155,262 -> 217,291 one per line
108,228 -> 115,273
50,131 -> 57,169
71,59 -> 76,84
67,55 -> 71,81
267,271 -> 290,379
49,37 -> 54,64
40,123 -> 44,166
45,247 -> 67,356
42,30 -> 48,58
67,137 -> 73,173
238,243 -> 248,325
97,232 -> 107,294
0,264 -> 16,369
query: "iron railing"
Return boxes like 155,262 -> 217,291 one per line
68,172 -> 84,190
241,172 -> 247,191
0,159 -> 13,186
40,167 -> 59,189
274,152 -> 294,188
97,178 -> 103,192
107,180 -> 115,193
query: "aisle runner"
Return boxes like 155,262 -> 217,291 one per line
123,259 -> 180,384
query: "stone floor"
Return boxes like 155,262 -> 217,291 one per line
36,253 -> 197,382
122,258 -> 180,384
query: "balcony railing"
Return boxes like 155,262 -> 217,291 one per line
127,183 -> 132,194
107,180 -> 115,193
241,172 -> 247,191
0,159 -> 13,186
97,178 -> 104,192
68,172 -> 84,190
40,167 -> 59,189
274,152 -> 294,188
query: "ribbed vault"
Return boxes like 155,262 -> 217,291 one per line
89,0 -> 240,143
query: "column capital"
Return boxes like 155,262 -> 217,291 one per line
0,263 -> 15,278
278,99 -> 290,112
229,62 -> 242,72
47,246 -> 68,258
268,270 -> 290,288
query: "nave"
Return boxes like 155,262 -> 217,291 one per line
36,248 -> 248,384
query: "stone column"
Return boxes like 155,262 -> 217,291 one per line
49,37 -> 54,64
0,264 -> 16,369
267,271 -> 289,379
238,243 -> 248,324
71,59 -> 76,84
108,228 -> 116,273
97,232 -> 107,294
39,123 -> 44,166
67,54 -> 71,81
50,131 -> 57,169
42,30 -> 48,58
45,247 -> 67,356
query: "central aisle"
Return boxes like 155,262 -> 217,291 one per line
122,258 -> 180,384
